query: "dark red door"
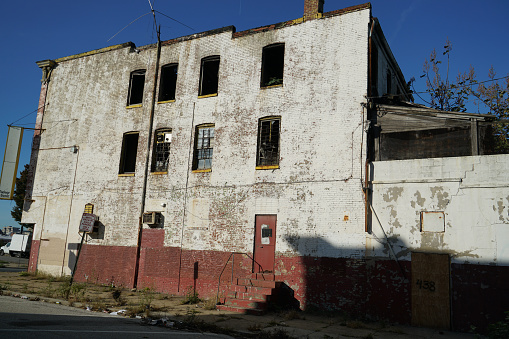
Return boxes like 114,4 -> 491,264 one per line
253,215 -> 277,273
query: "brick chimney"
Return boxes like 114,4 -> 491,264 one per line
304,0 -> 324,20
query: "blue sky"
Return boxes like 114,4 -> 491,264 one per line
0,0 -> 507,227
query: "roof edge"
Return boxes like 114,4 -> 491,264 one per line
52,42 -> 135,64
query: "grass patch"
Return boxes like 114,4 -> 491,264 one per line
181,287 -> 202,305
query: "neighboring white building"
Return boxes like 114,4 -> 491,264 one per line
22,0 -> 508,332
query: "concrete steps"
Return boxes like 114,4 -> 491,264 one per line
217,273 -> 281,315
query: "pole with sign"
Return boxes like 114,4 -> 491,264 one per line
70,205 -> 96,286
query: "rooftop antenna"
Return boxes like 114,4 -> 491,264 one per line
107,1 -> 194,43
147,0 -> 160,42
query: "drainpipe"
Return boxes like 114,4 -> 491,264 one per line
133,26 -> 161,289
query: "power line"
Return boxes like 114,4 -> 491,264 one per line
8,104 -> 47,126
155,10 -> 195,31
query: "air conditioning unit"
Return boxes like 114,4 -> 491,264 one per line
164,133 -> 172,143
142,212 -> 162,225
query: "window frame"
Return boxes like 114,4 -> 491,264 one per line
260,43 -> 285,88
119,132 -> 140,175
198,56 -> 220,98
192,124 -> 215,172
151,128 -> 172,174
256,116 -> 281,169
127,69 -> 146,107
158,64 -> 178,103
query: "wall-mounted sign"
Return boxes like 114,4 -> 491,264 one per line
0,126 -> 23,200
79,213 -> 96,233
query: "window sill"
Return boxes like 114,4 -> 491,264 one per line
198,93 -> 218,99
192,169 -> 212,173
256,165 -> 279,170
118,173 -> 135,177
126,104 -> 142,109
260,84 -> 283,90
150,171 -> 168,175
157,100 -> 175,104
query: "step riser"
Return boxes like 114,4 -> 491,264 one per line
231,285 -> 273,295
251,273 -> 277,281
226,291 -> 269,301
237,278 -> 278,288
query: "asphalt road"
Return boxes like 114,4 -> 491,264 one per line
0,296 -> 234,339
0,255 -> 28,272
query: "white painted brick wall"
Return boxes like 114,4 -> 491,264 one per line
24,8 -> 373,275
371,154 -> 509,266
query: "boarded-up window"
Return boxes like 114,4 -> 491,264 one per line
127,70 -> 145,106
158,64 -> 178,102
119,132 -> 139,174
261,43 -> 285,87
193,125 -> 214,170
151,129 -> 171,172
257,117 -> 280,168
199,56 -> 220,96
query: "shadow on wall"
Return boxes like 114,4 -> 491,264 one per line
283,235 -> 411,322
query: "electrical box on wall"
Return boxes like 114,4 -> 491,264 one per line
142,212 -> 162,226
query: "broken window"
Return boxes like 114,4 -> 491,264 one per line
261,43 -> 285,87
158,64 -> 178,102
151,129 -> 172,173
199,56 -> 220,97
119,132 -> 139,174
127,69 -> 146,106
193,125 -> 214,171
257,117 -> 280,168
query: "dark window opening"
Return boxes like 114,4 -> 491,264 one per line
257,117 -> 280,167
158,64 -> 178,102
119,132 -> 139,174
151,129 -> 171,172
193,125 -> 214,170
127,70 -> 146,106
261,44 -> 285,87
386,69 -> 392,95
199,56 -> 220,96
371,45 -> 378,97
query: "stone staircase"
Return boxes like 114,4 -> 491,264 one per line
217,273 -> 283,315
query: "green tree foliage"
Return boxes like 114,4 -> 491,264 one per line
11,164 -> 29,227
421,40 -> 509,153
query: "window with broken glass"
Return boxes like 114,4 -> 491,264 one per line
193,125 -> 214,170
256,117 -> 280,167
260,43 -> 285,87
151,129 -> 171,173
127,69 -> 146,106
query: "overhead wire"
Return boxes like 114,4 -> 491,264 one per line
9,104 -> 47,126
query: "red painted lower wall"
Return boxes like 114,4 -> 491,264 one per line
28,239 -> 40,273
451,263 -> 509,332
29,232 -> 509,331
73,244 -> 137,287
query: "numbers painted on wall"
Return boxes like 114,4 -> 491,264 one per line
416,279 -> 436,292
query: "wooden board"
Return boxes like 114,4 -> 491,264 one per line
411,252 -> 451,329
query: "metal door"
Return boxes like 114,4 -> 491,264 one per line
253,215 -> 277,273
411,252 -> 451,329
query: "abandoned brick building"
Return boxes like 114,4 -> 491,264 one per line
23,0 -> 509,332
